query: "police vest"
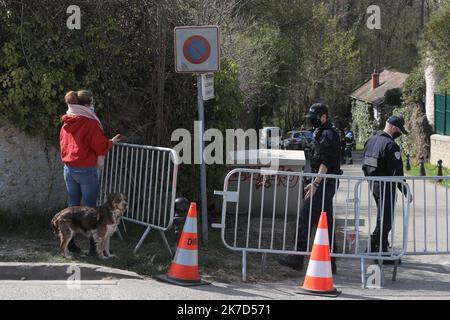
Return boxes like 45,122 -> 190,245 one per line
309,129 -> 324,172
362,132 -> 393,176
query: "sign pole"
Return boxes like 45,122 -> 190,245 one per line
175,25 -> 219,247
197,75 -> 208,246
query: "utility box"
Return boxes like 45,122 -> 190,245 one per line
225,149 -> 306,217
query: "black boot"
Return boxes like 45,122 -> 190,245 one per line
68,238 -> 82,253
369,236 -> 401,265
380,241 -> 401,265
277,254 -> 305,271
368,235 -> 383,253
278,241 -> 307,271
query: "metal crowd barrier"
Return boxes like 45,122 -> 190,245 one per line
98,143 -> 179,255
214,168 -> 414,287
403,176 -> 450,255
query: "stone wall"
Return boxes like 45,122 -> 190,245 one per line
430,134 -> 450,168
0,123 -> 67,214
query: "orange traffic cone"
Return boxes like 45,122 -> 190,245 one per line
156,202 -> 209,287
298,212 -> 341,297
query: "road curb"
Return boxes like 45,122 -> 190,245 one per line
0,262 -> 145,281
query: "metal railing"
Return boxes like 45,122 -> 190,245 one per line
98,143 -> 179,254
434,92 -> 449,135
403,176 -> 450,255
214,168 -> 415,286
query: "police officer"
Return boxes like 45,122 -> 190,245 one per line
362,116 -> 413,261
278,103 -> 342,273
345,128 -> 355,164
339,127 -> 347,165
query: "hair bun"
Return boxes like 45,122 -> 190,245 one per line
65,91 -> 79,104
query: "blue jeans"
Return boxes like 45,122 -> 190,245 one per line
64,166 -> 99,207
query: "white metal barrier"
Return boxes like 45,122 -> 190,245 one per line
214,168 -> 414,287
98,143 -> 179,254
404,176 -> 450,255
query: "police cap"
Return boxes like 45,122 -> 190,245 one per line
387,116 -> 409,135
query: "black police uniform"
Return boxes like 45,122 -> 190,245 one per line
278,104 -> 342,273
339,129 -> 346,165
296,122 -> 343,252
345,131 -> 355,164
363,131 -> 407,251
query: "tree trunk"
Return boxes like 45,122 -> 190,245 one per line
156,2 -> 167,145
421,0 -> 425,30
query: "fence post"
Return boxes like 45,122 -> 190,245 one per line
438,160 -> 443,182
434,93 -> 436,133
445,92 -> 447,135
420,156 -> 426,176
406,154 -> 411,171
444,91 -> 449,135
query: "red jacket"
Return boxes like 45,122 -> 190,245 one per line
60,115 -> 113,167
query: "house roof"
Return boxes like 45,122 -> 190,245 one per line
350,69 -> 409,106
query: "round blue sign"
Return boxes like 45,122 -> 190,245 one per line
183,35 -> 211,64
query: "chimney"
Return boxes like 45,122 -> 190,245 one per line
372,70 -> 380,90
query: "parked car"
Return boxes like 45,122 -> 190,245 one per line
283,130 -> 314,150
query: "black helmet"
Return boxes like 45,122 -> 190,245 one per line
305,103 -> 329,120
174,197 -> 189,218
305,103 -> 328,128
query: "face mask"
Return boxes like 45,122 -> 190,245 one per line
393,132 -> 402,140
89,104 -> 96,113
309,118 -> 321,129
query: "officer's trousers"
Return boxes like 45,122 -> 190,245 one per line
371,182 -> 397,249
345,145 -> 353,160
296,179 -> 338,252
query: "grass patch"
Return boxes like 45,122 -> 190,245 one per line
0,213 -> 303,283
404,160 -> 448,176
355,143 -> 364,152
403,159 -> 450,187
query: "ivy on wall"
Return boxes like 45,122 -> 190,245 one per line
351,90 -> 410,154
351,100 -> 378,145
351,100 -> 413,155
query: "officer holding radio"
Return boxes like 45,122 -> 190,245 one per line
278,103 -> 342,274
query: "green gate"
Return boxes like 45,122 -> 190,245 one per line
435,93 -> 450,135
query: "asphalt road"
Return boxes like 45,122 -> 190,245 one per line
0,253 -> 449,300
1,152 -> 450,300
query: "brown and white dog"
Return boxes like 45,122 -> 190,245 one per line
51,193 -> 128,259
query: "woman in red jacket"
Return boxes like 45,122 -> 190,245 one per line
60,90 -> 122,253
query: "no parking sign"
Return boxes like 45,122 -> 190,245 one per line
174,25 -> 220,247
174,26 -> 220,73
